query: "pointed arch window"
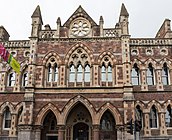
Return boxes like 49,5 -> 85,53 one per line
165,105 -> 172,127
54,64 -> 58,82
47,62 -> 58,82
150,105 -> 158,128
107,64 -> 112,82
162,63 -> 169,85
69,64 -> 75,82
68,47 -> 91,84
147,63 -> 155,85
131,63 -> 140,85
101,60 -> 113,83
101,64 -> 106,82
48,64 -> 53,82
3,107 -> 11,129
22,72 -> 28,86
84,64 -> 90,82
77,64 -> 83,82
8,72 -> 15,86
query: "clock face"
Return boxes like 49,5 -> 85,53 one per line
71,19 -> 91,37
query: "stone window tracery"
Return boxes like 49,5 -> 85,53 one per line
101,56 -> 113,83
68,47 -> 91,84
70,18 -> 91,37
46,57 -> 58,83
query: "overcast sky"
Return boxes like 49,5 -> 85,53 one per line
0,0 -> 172,40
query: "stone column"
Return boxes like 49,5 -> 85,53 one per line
92,124 -> 100,140
34,125 -> 41,140
18,125 -> 33,140
58,125 -> 65,140
116,125 -> 124,140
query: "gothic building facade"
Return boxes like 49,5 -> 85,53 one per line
0,4 -> 172,140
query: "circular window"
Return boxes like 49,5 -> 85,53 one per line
70,18 -> 91,37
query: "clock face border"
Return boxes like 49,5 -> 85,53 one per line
70,18 -> 91,37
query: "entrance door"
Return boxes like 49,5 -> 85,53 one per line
73,122 -> 89,140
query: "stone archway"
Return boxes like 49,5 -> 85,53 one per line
65,103 -> 92,140
99,110 -> 117,140
41,110 -> 58,140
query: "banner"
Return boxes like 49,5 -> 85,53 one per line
0,44 -> 20,73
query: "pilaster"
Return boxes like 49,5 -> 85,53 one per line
92,124 -> 100,140
140,68 -> 148,91
57,125 -> 65,140
9,114 -> 17,137
143,112 -> 151,137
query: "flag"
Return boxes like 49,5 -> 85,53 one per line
10,57 -> 20,74
0,43 -> 20,73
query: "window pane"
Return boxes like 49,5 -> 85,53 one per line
165,105 -> 172,127
69,65 -> 75,82
48,65 -> 52,82
77,65 -> 82,82
9,73 -> 15,86
84,65 -> 90,82
4,109 -> 11,128
23,72 -> 28,86
162,66 -> 169,85
101,66 -> 106,81
132,65 -> 140,85
150,106 -> 157,128
54,64 -> 58,82
107,66 -> 112,82
147,66 -> 154,85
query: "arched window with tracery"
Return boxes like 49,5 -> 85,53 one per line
131,63 -> 140,85
150,105 -> 158,128
100,56 -> 113,84
165,105 -> 172,127
46,57 -> 59,83
147,63 -> 155,85
68,47 -> 91,86
162,63 -> 169,85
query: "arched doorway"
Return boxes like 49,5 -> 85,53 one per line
66,103 -> 92,140
100,110 -> 117,140
41,110 -> 58,140
73,122 -> 89,140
